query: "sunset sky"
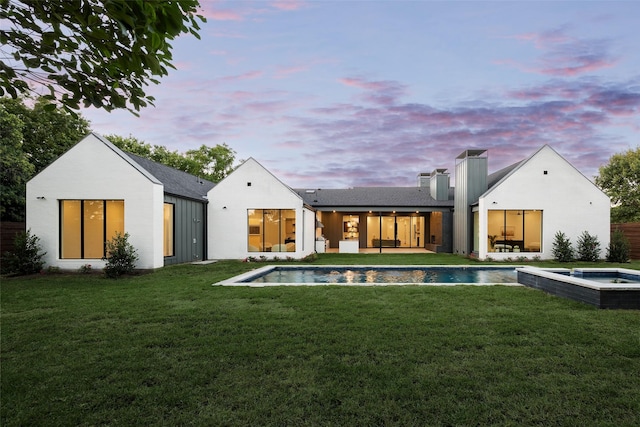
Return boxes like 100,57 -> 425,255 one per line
82,0 -> 640,188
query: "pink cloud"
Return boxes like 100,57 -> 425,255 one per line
274,65 -> 308,79
271,0 -> 306,11
502,27 -> 618,77
339,76 -> 407,106
219,70 -> 264,82
200,5 -> 245,22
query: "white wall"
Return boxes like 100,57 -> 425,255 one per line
207,158 -> 315,260
26,134 -> 165,270
477,146 -> 610,260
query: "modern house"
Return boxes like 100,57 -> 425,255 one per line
25,133 -> 610,269
207,158 -> 316,260
26,133 -> 215,270
294,183 -> 454,254
469,145 -> 610,260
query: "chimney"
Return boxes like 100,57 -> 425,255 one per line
417,172 -> 430,188
453,149 -> 488,255
429,168 -> 450,201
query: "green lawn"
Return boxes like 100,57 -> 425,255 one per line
2,254 -> 640,426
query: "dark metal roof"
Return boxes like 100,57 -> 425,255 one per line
295,187 -> 454,209
487,161 -> 523,189
125,153 -> 216,201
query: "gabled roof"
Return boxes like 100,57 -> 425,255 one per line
125,153 -> 216,201
487,161 -> 523,189
480,144 -> 604,199
90,132 -> 215,201
295,187 -> 454,209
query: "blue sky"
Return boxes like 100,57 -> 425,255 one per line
82,0 -> 640,188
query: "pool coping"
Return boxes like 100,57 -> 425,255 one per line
213,265 -> 524,287
516,267 -> 640,309
516,267 -> 640,291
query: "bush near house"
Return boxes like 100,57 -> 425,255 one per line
552,231 -> 574,262
607,228 -> 631,263
576,231 -> 601,262
1,229 -> 46,276
103,232 -> 138,278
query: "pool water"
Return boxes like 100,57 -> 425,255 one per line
242,266 -> 518,285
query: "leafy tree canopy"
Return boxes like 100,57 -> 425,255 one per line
595,147 -> 640,223
0,0 -> 205,114
105,134 -> 236,183
0,97 -> 90,221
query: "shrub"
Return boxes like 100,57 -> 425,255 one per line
78,264 -> 93,274
1,229 -> 46,275
607,228 -> 630,263
552,231 -> 574,262
301,253 -> 318,263
103,232 -> 138,278
576,231 -> 601,262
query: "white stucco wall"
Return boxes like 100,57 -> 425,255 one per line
26,134 -> 165,270
477,145 -> 610,260
207,158 -> 315,260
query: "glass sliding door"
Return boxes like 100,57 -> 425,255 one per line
366,214 -> 425,248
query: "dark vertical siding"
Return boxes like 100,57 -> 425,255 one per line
164,196 -> 206,266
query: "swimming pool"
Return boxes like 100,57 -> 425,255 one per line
517,267 -> 640,309
215,265 -> 520,287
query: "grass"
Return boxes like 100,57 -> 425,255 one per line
2,254 -> 640,426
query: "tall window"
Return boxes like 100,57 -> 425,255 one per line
247,209 -> 296,252
366,215 -> 424,248
164,203 -> 174,257
60,200 -> 124,259
487,210 -> 542,253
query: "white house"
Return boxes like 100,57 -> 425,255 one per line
26,134 -> 610,269
207,158 -> 316,260
26,133 -> 214,270
471,145 -> 610,260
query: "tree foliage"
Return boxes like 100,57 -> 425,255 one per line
105,134 -> 236,183
0,0 -> 205,114
0,105 -> 33,221
103,232 -> 138,278
0,97 -> 90,221
575,230 -> 601,262
552,231 -> 574,262
595,147 -> 640,223
1,229 -> 46,275
606,228 -> 630,263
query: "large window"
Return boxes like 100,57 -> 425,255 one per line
164,203 -> 174,257
247,209 -> 296,252
488,210 -> 542,253
60,200 -> 124,259
366,215 -> 424,248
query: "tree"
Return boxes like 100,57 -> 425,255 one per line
103,232 -> 138,278
595,147 -> 640,223
575,231 -> 601,262
1,229 -> 46,275
1,0 -> 205,114
552,231 -> 574,262
0,107 -> 33,221
606,228 -> 630,263
0,97 -> 90,221
105,134 -> 236,182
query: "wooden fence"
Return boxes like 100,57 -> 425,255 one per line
1,222 -> 26,255
611,222 -> 640,261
